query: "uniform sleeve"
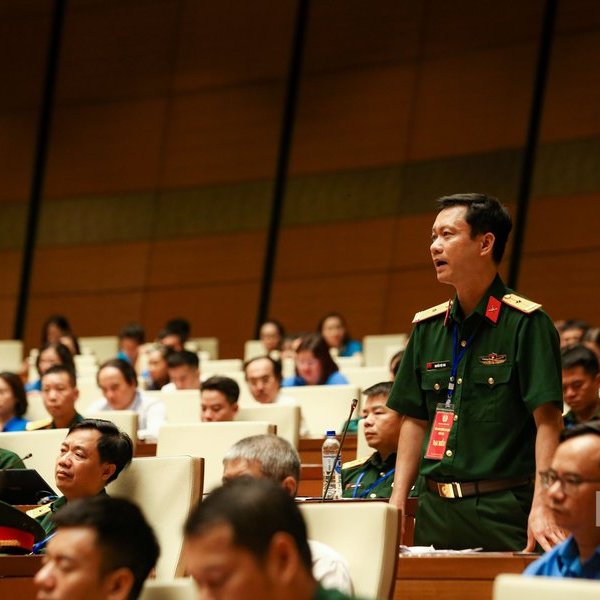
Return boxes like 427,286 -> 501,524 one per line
386,328 -> 429,420
516,310 -> 563,413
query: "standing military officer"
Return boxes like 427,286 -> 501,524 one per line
342,382 -> 401,499
388,193 -> 565,551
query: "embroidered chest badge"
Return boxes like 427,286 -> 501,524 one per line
479,353 -> 507,366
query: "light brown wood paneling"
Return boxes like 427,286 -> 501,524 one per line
0,251 -> 24,297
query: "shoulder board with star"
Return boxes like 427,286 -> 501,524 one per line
26,418 -> 53,431
412,300 -> 451,324
342,455 -> 370,470
502,293 -> 541,314
26,504 -> 52,519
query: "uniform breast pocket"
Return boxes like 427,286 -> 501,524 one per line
419,371 -> 450,419
468,365 -> 513,422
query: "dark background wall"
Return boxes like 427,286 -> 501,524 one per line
1,0 -> 598,356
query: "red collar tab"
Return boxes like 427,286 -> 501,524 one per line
485,296 -> 502,324
444,300 -> 453,327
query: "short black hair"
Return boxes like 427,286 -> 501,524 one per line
41,364 -> 77,387
119,323 -> 145,345
164,318 -> 191,341
243,356 -> 283,383
201,376 -> 240,404
561,344 -> 599,377
0,372 -> 28,417
363,381 -> 393,398
184,477 -> 312,572
97,358 -> 138,387
167,350 -> 199,370
69,419 -> 133,483
436,193 -> 512,263
560,420 -> 600,443
54,495 -> 159,600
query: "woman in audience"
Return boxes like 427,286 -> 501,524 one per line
259,319 -> 285,354
26,342 -> 76,392
0,372 -> 29,431
282,334 -> 349,387
317,312 -> 362,357
40,314 -> 73,346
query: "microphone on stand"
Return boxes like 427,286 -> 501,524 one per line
322,398 -> 358,502
20,453 -> 33,462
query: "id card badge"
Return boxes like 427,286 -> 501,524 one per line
424,403 -> 455,460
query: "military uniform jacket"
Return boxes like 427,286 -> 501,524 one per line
341,451 -> 396,498
387,275 -> 562,482
0,448 -> 25,469
26,412 -> 84,432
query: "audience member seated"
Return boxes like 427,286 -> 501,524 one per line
318,312 -> 362,357
524,421 -> 600,579
201,376 -> 239,422
183,477 -> 362,600
26,342 -> 76,392
163,350 -> 201,391
0,371 -> 29,431
0,447 -> 25,469
34,495 -> 159,600
158,317 -> 191,352
282,334 -> 349,387
389,350 -> 404,380
40,314 -> 73,346
222,434 -> 353,594
117,322 -> 146,366
33,419 -> 133,537
244,357 -> 296,405
583,327 -> 600,363
342,382 -> 402,499
562,345 -> 600,427
59,333 -> 81,356
144,345 -> 171,391
28,365 -> 84,431
559,319 -> 590,350
88,358 -> 166,441
259,319 -> 285,354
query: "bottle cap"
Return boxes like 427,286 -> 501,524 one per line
325,430 -> 336,436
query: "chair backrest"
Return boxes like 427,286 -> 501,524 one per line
201,359 -> 243,376
300,501 -> 398,599
157,422 -> 275,492
243,339 -> 267,361
0,339 -> 23,372
186,337 -> 219,359
79,336 -> 119,363
140,578 -> 197,600
282,385 -> 359,437
356,418 -> 375,460
237,404 -> 301,448
162,389 -> 201,423
85,410 -> 138,447
493,574 -> 600,600
0,429 -> 67,492
75,377 -> 102,412
340,366 -> 390,392
108,456 -> 203,579
24,392 -> 49,421
334,355 -> 363,368
362,334 -> 408,367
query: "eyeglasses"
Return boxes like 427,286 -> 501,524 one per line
539,469 -> 600,495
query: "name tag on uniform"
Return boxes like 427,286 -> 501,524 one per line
424,403 -> 454,460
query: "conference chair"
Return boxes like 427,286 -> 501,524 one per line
157,422 -> 275,492
201,358 -> 243,376
186,337 -> 219,359
237,403 -> 301,448
362,334 -> 408,367
161,389 -> 200,423
24,392 -> 49,421
0,339 -> 23,372
282,385 -> 360,438
85,410 -> 138,447
108,455 -> 203,579
334,355 -> 363,368
140,578 -> 197,600
75,377 -> 103,412
340,365 -> 390,390
493,574 -> 600,600
79,335 -> 119,363
300,501 -> 399,599
0,429 -> 67,493
243,339 -> 267,361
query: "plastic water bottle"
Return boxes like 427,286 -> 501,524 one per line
322,430 -> 342,499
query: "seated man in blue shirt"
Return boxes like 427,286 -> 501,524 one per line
524,421 -> 600,579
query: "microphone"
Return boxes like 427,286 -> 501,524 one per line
20,453 -> 33,461
322,398 -> 358,502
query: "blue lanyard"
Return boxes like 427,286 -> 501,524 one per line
446,324 -> 477,407
352,468 -> 395,499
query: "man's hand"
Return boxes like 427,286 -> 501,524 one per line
524,498 -> 567,552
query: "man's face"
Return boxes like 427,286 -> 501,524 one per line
184,525 -> 274,600
430,205 -> 487,287
160,334 -> 184,352
55,429 -> 115,500
98,367 -> 136,410
42,372 -> 78,423
168,365 -> 200,390
245,359 -> 280,404
201,390 -> 238,422
562,366 -> 600,418
361,394 -> 402,457
561,328 -> 585,349
147,351 -> 169,387
545,434 -> 600,535
35,526 -> 131,600
259,323 -> 281,352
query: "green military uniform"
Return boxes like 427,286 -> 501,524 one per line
313,584 -> 368,600
0,448 -> 25,469
387,275 -> 562,551
26,412 -> 84,432
564,405 -> 600,428
341,452 -> 395,499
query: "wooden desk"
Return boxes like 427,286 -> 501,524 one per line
0,555 -> 42,599
393,553 -> 538,600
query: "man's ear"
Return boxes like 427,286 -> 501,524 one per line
101,462 -> 117,483
281,476 -> 298,497
103,567 -> 134,600
480,232 -> 495,258
265,532 -> 300,585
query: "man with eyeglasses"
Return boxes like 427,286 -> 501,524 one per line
524,421 -> 600,579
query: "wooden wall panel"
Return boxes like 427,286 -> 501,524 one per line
0,251 -> 23,297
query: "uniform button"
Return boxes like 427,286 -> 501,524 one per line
379,472 -> 386,477
488,377 -> 495,385
457,378 -> 463,384
453,414 -> 458,422
434,383 -> 441,391
460,340 -> 467,348
370,493 -> 377,498
445,449 -> 453,457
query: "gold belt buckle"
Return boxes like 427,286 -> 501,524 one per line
437,482 -> 463,498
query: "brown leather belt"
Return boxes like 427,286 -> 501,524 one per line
425,477 -> 532,499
